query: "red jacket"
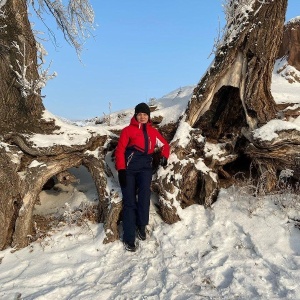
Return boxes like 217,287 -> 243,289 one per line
115,117 -> 170,171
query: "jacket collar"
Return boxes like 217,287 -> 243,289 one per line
130,116 -> 151,129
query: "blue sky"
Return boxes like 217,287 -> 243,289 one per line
32,1 -> 299,120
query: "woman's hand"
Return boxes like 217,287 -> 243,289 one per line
160,156 -> 168,167
118,169 -> 127,188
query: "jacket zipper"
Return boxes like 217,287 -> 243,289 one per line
143,124 -> 149,154
127,151 -> 134,167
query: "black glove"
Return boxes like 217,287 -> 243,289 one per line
118,169 -> 127,188
160,156 -> 168,167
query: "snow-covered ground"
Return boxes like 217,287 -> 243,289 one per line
0,59 -> 300,300
1,182 -> 300,300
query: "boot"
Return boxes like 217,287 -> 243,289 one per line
137,226 -> 146,241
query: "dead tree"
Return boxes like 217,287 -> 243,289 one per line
154,0 -> 299,223
0,0 -> 114,249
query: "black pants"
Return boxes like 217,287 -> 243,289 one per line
121,168 -> 152,243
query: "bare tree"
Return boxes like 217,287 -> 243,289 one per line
29,0 -> 95,55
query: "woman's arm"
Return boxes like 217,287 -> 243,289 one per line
115,128 -> 129,170
155,131 -> 170,159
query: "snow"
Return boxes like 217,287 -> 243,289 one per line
287,16 -> 300,24
0,0 -> 7,9
253,119 -> 300,141
1,59 -> 300,300
1,186 -> 300,299
29,110 -> 111,148
28,160 -> 46,168
272,59 -> 300,94
172,120 -> 194,148
222,0 -> 255,46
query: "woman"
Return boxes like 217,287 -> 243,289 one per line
115,102 -> 170,252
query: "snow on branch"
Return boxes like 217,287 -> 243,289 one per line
220,0 -> 255,46
215,0 -> 273,52
0,0 -> 7,28
0,17 -> 6,31
219,0 -> 274,49
30,0 -> 95,56
10,41 -> 56,98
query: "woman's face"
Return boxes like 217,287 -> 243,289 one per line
136,113 -> 149,124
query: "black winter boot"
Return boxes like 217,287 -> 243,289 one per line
123,241 -> 137,252
137,226 -> 146,241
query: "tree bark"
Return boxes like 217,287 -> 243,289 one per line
0,145 -> 22,249
0,0 -> 53,134
156,0 -> 290,222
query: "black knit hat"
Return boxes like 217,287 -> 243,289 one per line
134,102 -> 150,117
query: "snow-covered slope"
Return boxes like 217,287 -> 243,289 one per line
91,64 -> 300,129
272,58 -> 300,104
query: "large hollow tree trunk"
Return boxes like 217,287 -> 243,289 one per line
0,1 -> 113,250
12,153 -> 84,248
155,0 -> 292,223
0,131 -> 112,249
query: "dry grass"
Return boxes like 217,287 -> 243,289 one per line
31,202 -> 99,248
